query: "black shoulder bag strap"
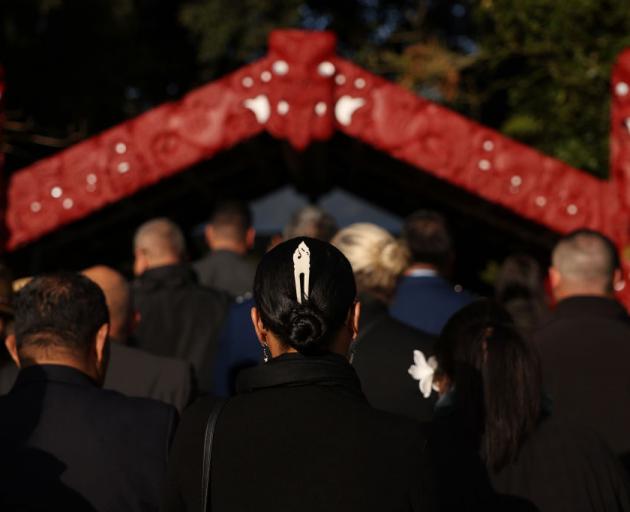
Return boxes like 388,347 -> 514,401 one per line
201,399 -> 227,512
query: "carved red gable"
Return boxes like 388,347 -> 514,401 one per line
4,30 -> 630,301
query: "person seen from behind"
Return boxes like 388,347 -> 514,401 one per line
423,299 -> 630,512
0,273 -> 177,512
193,200 -> 256,299
391,210 -> 473,335
494,254 -> 549,339
132,218 -> 230,392
533,229 -> 630,468
163,238 -> 436,512
332,223 -> 436,422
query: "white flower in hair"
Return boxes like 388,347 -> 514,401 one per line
408,350 -> 438,398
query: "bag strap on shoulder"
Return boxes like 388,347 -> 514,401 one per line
202,398 -> 227,512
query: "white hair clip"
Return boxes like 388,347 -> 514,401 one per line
408,350 -> 439,398
293,241 -> 311,304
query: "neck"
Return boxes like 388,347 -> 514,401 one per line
555,288 -> 613,302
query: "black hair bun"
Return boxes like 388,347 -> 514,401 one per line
287,304 -> 328,353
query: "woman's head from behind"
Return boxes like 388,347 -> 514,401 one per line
252,237 -> 358,358
331,223 -> 410,302
435,299 -> 542,471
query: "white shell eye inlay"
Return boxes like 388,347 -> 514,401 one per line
244,95 -> 271,124
335,96 -> 366,126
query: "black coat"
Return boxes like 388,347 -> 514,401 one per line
104,342 -> 194,412
426,403 -> 630,512
352,297 -> 437,423
193,250 -> 256,299
533,296 -> 630,463
0,364 -> 177,512
163,353 -> 437,512
0,343 -> 194,412
132,264 -> 230,391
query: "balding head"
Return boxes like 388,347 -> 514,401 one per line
82,266 -> 132,342
133,218 -> 186,275
550,229 -> 620,300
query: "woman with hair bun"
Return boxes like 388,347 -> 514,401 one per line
163,237 -> 437,512
332,223 -> 436,423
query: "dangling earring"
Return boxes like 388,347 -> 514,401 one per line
262,342 -> 271,363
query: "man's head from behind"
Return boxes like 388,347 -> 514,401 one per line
550,229 -> 621,301
205,201 -> 254,254
82,266 -> 132,344
402,210 -> 453,272
133,217 -> 186,276
5,273 -> 110,385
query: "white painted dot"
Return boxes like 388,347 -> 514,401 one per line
318,61 -> 336,77
242,76 -> 254,88
115,142 -> 127,154
616,82 -> 629,97
51,186 -> 63,199
314,102 -> 327,116
272,60 -> 289,75
478,159 -> 491,171
260,71 -> 272,82
511,175 -> 522,187
277,101 -> 289,115
30,201 -> 42,213
483,140 -> 494,152
535,196 -> 547,207
567,204 -> 578,215
117,162 -> 130,174
86,173 -> 98,185
354,78 -> 366,89
62,198 -> 74,210
335,74 -> 346,85
625,118 -> 630,132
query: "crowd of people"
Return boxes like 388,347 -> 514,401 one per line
0,200 -> 629,511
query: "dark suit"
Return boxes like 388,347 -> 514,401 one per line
391,274 -> 474,335
0,364 -> 177,512
163,353 -> 437,512
352,296 -> 437,422
533,296 -> 630,463
0,343 -> 194,412
193,250 -> 256,299
132,264 -> 230,391
105,342 -> 194,412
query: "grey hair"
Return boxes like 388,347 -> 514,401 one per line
133,218 -> 186,262
552,230 -> 617,288
283,206 -> 338,242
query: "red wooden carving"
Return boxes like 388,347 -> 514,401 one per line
4,30 -> 630,302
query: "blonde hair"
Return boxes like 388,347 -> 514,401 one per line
332,223 -> 410,299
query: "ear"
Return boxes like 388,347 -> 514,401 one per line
613,268 -> 626,292
94,323 -> 109,367
5,334 -> 20,368
246,227 -> 256,250
250,307 -> 268,347
205,225 -> 214,248
133,249 -> 148,276
549,266 -> 561,290
349,301 -> 361,341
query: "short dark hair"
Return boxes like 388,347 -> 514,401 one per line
14,273 -> 109,356
435,299 -> 542,471
402,210 -> 452,267
254,237 -> 356,355
210,200 -> 252,240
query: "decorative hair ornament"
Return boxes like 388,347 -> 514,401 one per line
293,241 -> 311,304
408,350 -> 439,398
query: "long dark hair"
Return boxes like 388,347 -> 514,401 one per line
435,300 -> 542,471
254,237 -> 356,355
